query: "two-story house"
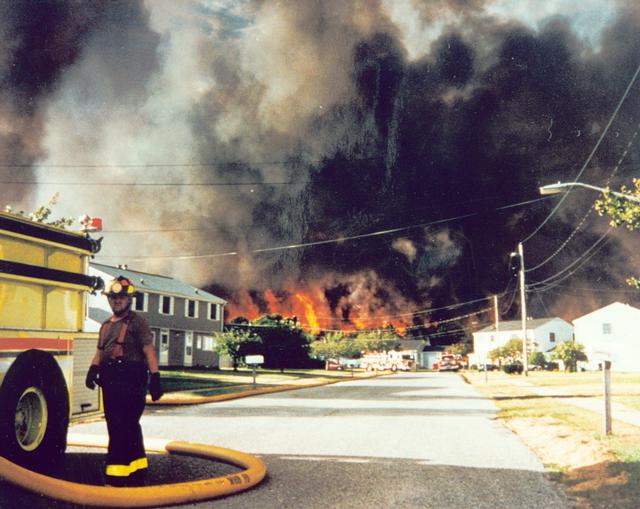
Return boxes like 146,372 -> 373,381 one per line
88,263 -> 226,368
573,302 -> 640,372
470,317 -> 573,365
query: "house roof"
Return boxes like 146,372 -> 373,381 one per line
475,317 -> 568,334
572,301 -> 640,323
91,263 -> 226,304
398,339 -> 429,351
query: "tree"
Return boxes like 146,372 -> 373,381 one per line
529,351 -> 547,369
251,314 -> 314,372
214,329 -> 262,371
595,181 -> 640,287
310,332 -> 360,368
354,328 -> 400,354
7,193 -> 74,229
448,341 -> 472,357
551,341 -> 587,372
488,338 -> 522,364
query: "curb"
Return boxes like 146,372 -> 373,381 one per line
147,372 -> 391,406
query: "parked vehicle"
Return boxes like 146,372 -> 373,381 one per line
0,211 -> 103,466
361,351 -> 410,372
438,352 -> 462,372
327,358 -> 346,370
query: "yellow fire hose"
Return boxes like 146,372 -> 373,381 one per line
0,433 -> 266,507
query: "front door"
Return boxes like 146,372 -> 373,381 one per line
184,331 -> 193,367
159,329 -> 169,366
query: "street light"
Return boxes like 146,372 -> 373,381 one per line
540,181 -> 640,203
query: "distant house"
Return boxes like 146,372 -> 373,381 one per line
573,302 -> 640,373
420,345 -> 447,369
397,339 -> 429,369
88,263 -> 226,369
470,317 -> 573,365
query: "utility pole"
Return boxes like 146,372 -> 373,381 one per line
493,295 -> 500,331
517,242 -> 528,376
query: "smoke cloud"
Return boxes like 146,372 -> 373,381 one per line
5,0 -> 640,329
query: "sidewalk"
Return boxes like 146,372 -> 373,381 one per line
511,380 -> 640,428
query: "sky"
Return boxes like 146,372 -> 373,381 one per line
2,0 -> 640,337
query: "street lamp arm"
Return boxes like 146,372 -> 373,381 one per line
539,181 -> 640,204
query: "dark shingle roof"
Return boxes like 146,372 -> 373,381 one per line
398,339 -> 429,351
91,263 -> 226,304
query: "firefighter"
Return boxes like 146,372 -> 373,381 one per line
85,275 -> 163,487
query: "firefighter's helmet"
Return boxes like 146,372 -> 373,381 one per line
104,276 -> 136,297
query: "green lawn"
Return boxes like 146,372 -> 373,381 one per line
159,367 -> 370,396
464,370 -> 640,508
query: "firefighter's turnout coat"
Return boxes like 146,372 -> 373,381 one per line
97,311 -> 152,486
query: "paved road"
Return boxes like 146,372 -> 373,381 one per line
2,372 -> 571,508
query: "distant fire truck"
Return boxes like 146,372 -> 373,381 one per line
361,350 -> 410,372
435,352 -> 462,372
0,210 -> 103,466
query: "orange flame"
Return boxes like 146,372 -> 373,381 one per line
294,293 -> 320,332
225,279 -> 416,336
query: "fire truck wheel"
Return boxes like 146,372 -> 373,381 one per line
391,364 -> 398,372
0,350 -> 69,468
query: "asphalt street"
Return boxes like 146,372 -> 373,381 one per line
1,372 -> 571,508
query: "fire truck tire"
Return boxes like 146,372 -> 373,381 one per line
0,350 -> 69,468
391,364 -> 398,372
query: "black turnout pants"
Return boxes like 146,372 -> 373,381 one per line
101,360 -> 148,486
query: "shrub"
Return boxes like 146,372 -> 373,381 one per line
503,362 -> 524,374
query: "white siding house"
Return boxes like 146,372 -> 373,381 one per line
573,302 -> 640,373
470,317 -> 573,365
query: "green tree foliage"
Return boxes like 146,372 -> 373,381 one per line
488,338 -> 522,364
251,314 -> 314,372
448,341 -> 472,357
310,332 -> 361,369
595,181 -> 640,287
354,328 -> 400,353
214,329 -> 262,371
528,351 -> 547,368
7,193 -> 74,229
551,341 -> 587,372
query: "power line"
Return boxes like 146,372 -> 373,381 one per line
520,60 -> 640,244
0,156 -> 384,169
95,211 -> 479,259
0,180 -> 309,187
528,228 -> 612,291
526,129 -> 638,273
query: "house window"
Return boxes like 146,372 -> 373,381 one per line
160,329 -> 169,352
159,295 -> 174,315
202,335 -> 215,350
185,299 -> 199,319
196,336 -> 202,349
549,332 -> 556,343
602,323 -> 612,335
208,303 -> 220,321
133,293 -> 147,312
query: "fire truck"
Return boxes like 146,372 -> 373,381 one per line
436,352 -> 462,372
361,350 -> 410,372
0,210 -> 103,467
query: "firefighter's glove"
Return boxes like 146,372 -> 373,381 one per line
149,372 -> 163,402
85,365 -> 100,390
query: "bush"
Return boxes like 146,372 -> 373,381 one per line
503,362 -> 524,374
545,361 -> 559,371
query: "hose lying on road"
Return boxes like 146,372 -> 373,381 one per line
0,433 -> 266,507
